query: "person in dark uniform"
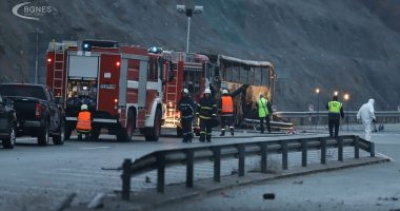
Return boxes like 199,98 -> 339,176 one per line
196,88 -> 218,142
326,95 -> 345,138
219,89 -> 235,136
177,88 -> 195,143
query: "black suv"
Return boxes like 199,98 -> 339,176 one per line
0,94 -> 17,149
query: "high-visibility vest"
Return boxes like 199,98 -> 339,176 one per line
76,111 -> 92,131
257,98 -> 269,117
328,101 -> 342,113
221,96 -> 234,113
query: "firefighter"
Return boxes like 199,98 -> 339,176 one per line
177,88 -> 195,143
219,89 -> 235,136
326,95 -> 345,138
196,88 -> 218,142
76,104 -> 92,140
256,94 -> 273,133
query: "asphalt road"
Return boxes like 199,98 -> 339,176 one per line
0,133 -> 181,211
0,129 -> 292,211
0,125 -> 397,211
150,130 -> 400,211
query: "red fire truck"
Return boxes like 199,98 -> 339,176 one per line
157,50 -> 209,135
46,39 -> 170,142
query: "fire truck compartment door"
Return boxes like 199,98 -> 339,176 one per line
68,55 -> 99,78
138,60 -> 148,109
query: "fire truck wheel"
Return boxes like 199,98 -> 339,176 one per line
37,124 -> 50,146
91,126 -> 100,141
53,120 -> 65,145
116,131 -> 128,142
126,109 -> 136,137
144,108 -> 162,141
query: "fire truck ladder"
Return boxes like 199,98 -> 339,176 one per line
52,42 -> 65,97
165,68 -> 179,127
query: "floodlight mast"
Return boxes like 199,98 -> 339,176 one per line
177,5 -> 203,53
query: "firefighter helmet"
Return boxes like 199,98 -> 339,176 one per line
182,88 -> 189,94
204,88 -> 211,94
81,104 -> 88,110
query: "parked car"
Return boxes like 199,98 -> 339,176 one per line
0,94 -> 17,149
0,83 -> 65,146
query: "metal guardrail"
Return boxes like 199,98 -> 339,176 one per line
120,135 -> 375,200
274,111 -> 400,126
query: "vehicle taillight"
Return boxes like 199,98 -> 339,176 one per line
114,98 -> 118,109
35,103 -> 41,118
116,61 -> 121,67
47,58 -> 52,63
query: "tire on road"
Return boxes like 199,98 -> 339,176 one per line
144,108 -> 161,141
53,119 -> 65,145
37,124 -> 50,146
2,125 -> 16,149
91,126 -> 100,141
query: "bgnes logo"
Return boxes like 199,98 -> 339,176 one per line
12,1 -> 52,21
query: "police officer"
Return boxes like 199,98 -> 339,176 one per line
219,89 -> 235,136
196,88 -> 218,142
326,95 -> 345,138
76,104 -> 92,140
177,88 -> 195,143
256,94 -> 273,133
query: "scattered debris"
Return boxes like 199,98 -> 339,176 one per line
87,193 -> 106,209
220,192 -> 234,198
145,176 -> 151,183
378,196 -> 399,201
286,128 -> 297,135
54,192 -> 77,211
293,180 -> 303,185
263,193 -> 275,200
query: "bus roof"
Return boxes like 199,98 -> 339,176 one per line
218,55 -> 274,68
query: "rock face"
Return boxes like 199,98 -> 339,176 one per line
1,0 -> 400,111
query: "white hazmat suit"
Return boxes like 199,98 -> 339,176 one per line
356,98 -> 376,141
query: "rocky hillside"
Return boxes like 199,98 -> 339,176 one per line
1,0 -> 400,111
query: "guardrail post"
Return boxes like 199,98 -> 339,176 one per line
320,138 -> 326,164
260,142 -> 268,173
238,145 -> 245,177
186,149 -> 194,188
301,139 -> 307,167
212,146 -> 221,182
282,142 -> 288,170
121,158 -> 132,200
156,153 -> 166,193
338,137 -> 343,161
354,136 -> 360,159
370,141 -> 375,157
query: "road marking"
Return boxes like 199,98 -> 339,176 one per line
79,146 -> 110,150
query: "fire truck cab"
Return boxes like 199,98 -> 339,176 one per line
46,39 -> 167,142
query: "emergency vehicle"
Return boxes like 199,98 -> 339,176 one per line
156,50 -> 209,135
46,39 -> 169,142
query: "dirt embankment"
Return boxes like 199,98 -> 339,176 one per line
1,0 -> 399,111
